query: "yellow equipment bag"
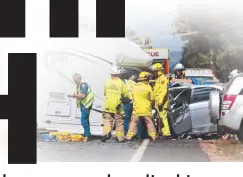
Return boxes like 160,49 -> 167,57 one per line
70,134 -> 88,142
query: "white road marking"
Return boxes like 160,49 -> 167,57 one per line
129,139 -> 150,162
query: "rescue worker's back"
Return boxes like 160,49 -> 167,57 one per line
126,72 -> 157,141
101,65 -> 130,143
104,78 -> 128,113
132,82 -> 154,116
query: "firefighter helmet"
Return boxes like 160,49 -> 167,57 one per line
137,71 -> 150,81
173,63 -> 186,71
111,65 -> 125,75
149,63 -> 164,71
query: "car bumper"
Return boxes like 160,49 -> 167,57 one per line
218,110 -> 241,132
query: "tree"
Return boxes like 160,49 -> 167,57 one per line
174,4 -> 243,82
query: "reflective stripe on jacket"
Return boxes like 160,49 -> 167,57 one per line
104,77 -> 129,114
132,82 -> 154,116
76,83 -> 94,109
153,74 -> 169,108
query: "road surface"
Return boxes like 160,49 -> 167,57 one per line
37,138 -> 210,162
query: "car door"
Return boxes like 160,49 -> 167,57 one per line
189,86 -> 219,134
168,88 -> 192,136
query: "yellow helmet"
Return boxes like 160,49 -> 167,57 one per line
149,63 -> 164,71
137,71 -> 151,81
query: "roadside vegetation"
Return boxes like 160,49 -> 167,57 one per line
174,4 -> 243,83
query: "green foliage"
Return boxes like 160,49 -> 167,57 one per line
175,4 -> 243,82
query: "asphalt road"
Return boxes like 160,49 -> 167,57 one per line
37,138 -> 210,162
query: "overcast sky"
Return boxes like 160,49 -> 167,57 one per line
78,0 -> 184,51
79,0 -> 243,51
125,0 -> 184,51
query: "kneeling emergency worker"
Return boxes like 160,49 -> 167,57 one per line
101,65 -> 130,143
150,63 -> 171,138
126,72 -> 157,141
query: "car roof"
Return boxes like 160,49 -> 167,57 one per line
169,83 -> 224,90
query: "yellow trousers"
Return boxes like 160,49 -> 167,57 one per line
126,115 -> 157,141
157,107 -> 171,136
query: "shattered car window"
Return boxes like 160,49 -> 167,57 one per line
176,90 -> 189,105
192,87 -> 216,103
169,94 -> 175,105
170,89 -> 190,104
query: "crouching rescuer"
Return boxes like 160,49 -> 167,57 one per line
150,63 -> 171,139
68,73 -> 95,141
101,65 -> 130,143
126,72 -> 157,141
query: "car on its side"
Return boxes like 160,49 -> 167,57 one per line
209,74 -> 243,143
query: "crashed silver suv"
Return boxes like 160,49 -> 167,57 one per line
209,74 -> 243,143
168,84 -> 223,137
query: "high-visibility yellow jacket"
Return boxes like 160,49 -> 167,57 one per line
153,74 -> 169,108
132,82 -> 155,117
125,79 -> 136,100
104,77 -> 129,114
76,82 -> 94,109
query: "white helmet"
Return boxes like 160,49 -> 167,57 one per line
229,69 -> 241,79
173,63 -> 185,71
110,65 -> 125,75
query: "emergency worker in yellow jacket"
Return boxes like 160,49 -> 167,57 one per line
101,66 -> 130,143
150,63 -> 171,138
126,72 -> 157,141
68,73 -> 95,141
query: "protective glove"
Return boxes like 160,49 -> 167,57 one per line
158,104 -> 163,112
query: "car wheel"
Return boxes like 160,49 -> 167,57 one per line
237,121 -> 243,144
209,90 -> 221,124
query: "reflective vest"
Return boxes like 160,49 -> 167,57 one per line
76,83 -> 94,109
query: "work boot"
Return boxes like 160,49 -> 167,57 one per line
159,136 -> 173,140
86,135 -> 94,141
101,133 -> 111,142
125,139 -> 133,144
114,137 -> 125,143
148,136 -> 157,142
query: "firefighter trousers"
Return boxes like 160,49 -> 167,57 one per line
126,115 -> 156,141
157,107 -> 171,136
102,112 -> 125,141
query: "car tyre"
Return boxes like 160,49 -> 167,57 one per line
209,90 -> 221,124
237,121 -> 243,144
